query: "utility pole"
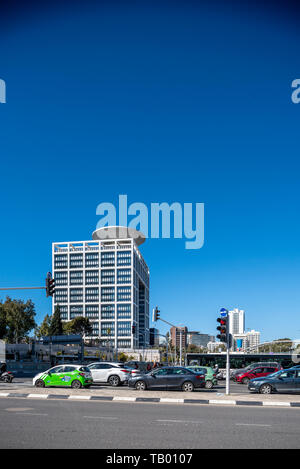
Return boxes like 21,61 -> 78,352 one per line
217,308 -> 231,395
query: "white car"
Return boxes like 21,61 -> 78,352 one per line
87,362 -> 131,386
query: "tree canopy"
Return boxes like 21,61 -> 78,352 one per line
0,297 -> 36,342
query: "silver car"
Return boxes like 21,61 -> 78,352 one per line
87,362 -> 131,386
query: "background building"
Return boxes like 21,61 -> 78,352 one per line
246,329 -> 261,352
228,308 -> 245,335
186,331 -> 215,348
52,226 -> 149,349
149,328 -> 160,347
170,326 -> 188,349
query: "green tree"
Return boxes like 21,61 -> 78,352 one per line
2,297 -> 36,343
63,316 -> 92,336
35,314 -> 52,339
0,303 -> 7,339
49,305 -> 63,336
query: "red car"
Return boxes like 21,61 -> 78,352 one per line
235,365 -> 281,385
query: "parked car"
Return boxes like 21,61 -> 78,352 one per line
231,362 -> 282,380
124,361 -> 155,377
235,365 -> 281,385
33,364 -> 93,389
248,367 -> 300,394
128,366 -> 205,392
87,362 -> 131,386
186,366 -> 217,389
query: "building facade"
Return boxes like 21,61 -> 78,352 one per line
52,226 -> 150,349
170,326 -> 188,349
228,308 -> 245,335
186,332 -> 215,348
149,328 -> 160,347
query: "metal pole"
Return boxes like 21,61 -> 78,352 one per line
0,286 -> 46,290
180,329 -> 182,366
226,342 -> 230,395
174,329 -> 177,365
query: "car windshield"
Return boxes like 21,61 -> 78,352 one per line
266,370 -> 282,379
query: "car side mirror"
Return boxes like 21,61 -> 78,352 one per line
48,372 -> 51,376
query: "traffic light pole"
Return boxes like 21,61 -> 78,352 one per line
0,287 -> 46,290
226,343 -> 230,395
153,315 -> 184,366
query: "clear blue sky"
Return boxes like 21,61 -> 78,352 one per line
0,1 -> 300,342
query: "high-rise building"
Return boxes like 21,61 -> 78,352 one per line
170,326 -> 188,349
52,226 -> 149,349
228,308 -> 245,335
246,330 -> 261,352
149,328 -> 159,347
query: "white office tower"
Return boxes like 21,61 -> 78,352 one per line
228,308 -> 245,335
52,226 -> 149,349
246,330 -> 261,352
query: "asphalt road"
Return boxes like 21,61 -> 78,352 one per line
0,397 -> 300,449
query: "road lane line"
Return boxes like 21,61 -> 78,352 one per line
156,419 -> 202,424
236,423 -> 272,427
83,416 -> 118,420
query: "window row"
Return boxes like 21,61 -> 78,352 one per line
54,303 -> 132,320
54,269 -> 131,285
54,251 -> 132,269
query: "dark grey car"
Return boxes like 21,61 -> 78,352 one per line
248,367 -> 300,394
128,366 -> 206,392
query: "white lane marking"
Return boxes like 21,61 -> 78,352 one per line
156,419 -> 202,424
263,401 -> 291,407
68,395 -> 91,400
27,394 -> 48,399
113,397 -> 136,401
5,407 -> 34,412
209,400 -> 236,405
0,393 -> 10,397
236,423 -> 272,427
16,412 -> 48,416
83,416 -> 118,420
160,398 -> 184,403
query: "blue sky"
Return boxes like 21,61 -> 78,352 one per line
0,1 -> 300,342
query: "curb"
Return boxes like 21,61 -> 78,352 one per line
0,392 -> 299,408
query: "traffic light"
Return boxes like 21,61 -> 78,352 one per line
217,316 -> 228,343
46,277 -> 55,297
132,325 -> 136,335
153,307 -> 160,322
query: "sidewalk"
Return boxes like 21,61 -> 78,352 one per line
1,385 -> 300,407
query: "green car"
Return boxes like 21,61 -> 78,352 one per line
33,365 -> 93,389
186,366 -> 217,389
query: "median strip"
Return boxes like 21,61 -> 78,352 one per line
0,392 -> 299,408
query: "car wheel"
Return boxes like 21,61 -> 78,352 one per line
71,380 -> 82,389
242,377 -> 250,385
135,380 -> 147,390
259,384 -> 272,394
205,380 -> 213,389
182,381 -> 194,392
108,375 -> 121,387
35,379 -> 45,388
